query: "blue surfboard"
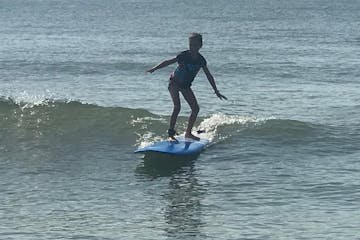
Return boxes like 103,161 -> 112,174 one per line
135,136 -> 209,156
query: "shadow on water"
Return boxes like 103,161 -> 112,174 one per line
135,152 -> 200,178
163,164 -> 205,239
135,152 -> 206,238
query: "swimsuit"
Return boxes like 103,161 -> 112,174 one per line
170,50 -> 207,89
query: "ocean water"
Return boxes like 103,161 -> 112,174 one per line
1,0 -> 360,239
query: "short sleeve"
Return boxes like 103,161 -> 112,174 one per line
176,51 -> 187,63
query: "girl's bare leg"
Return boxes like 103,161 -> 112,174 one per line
181,88 -> 200,141
168,83 -> 181,139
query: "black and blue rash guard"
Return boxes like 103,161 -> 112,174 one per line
171,50 -> 207,89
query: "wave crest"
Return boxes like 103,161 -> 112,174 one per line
0,96 -> 322,146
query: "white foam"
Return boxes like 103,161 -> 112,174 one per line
136,131 -> 164,149
196,113 -> 270,142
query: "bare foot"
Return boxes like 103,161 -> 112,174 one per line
185,133 -> 200,141
168,136 -> 178,142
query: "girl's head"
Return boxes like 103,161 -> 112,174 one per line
189,33 -> 203,53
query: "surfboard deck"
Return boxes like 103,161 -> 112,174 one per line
134,136 -> 209,156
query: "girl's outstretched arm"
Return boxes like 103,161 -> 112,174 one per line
203,65 -> 227,100
147,58 -> 177,73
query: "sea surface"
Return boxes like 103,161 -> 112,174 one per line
1,0 -> 360,239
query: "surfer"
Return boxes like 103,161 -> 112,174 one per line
147,33 -> 227,141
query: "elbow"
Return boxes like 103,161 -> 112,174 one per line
165,59 -> 175,65
205,71 -> 214,81
208,74 -> 215,82
160,60 -> 171,67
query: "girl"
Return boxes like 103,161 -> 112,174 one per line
147,33 -> 227,141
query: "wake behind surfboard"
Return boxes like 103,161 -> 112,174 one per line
134,136 -> 209,156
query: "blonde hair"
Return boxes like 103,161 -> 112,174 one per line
189,32 -> 203,47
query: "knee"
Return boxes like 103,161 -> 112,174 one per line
192,105 -> 199,115
173,104 -> 181,113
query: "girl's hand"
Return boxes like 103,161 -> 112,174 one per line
215,90 -> 227,100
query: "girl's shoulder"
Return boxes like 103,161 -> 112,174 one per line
177,50 -> 190,57
177,50 -> 206,66
198,53 -> 207,66
176,50 -> 190,62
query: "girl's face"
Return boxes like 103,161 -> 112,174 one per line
189,39 -> 202,53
